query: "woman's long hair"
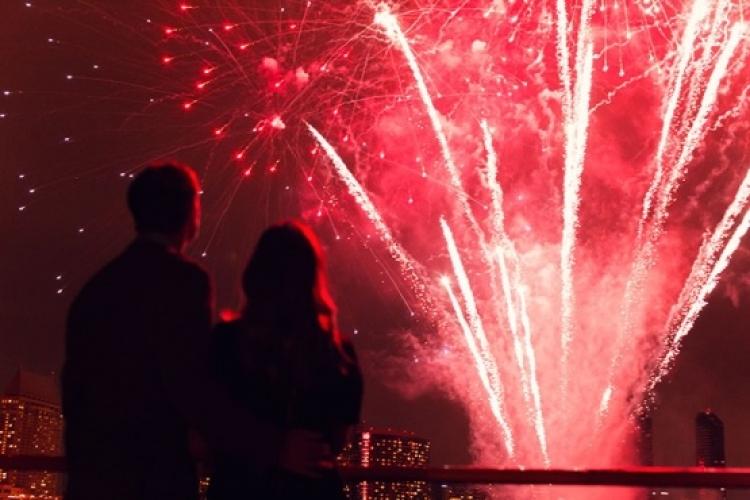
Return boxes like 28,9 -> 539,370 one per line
241,221 -> 346,358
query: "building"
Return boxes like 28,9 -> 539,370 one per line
0,369 -> 63,499
695,410 -> 727,500
695,410 -> 726,467
0,484 -> 32,499
338,427 -> 431,499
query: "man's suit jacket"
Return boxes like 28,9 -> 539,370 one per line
62,238 -> 278,500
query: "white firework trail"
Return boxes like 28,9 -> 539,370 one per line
495,246 -> 551,465
481,120 -> 507,245
481,120 -> 528,400
375,8 -> 526,436
555,0 -> 573,124
495,248 -> 522,371
600,21 -> 746,417
307,123 -> 428,302
598,384 -> 613,416
680,0 -> 734,140
482,120 -> 549,464
441,217 -> 515,457
513,262 -> 550,466
653,23 -> 746,228
573,0 -> 596,93
442,277 -> 516,459
373,3 -> 509,318
558,0 -> 596,399
652,205 -> 750,388
637,0 -> 713,240
647,167 -> 750,392
374,5 -> 485,241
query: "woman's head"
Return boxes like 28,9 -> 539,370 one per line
242,221 -> 336,334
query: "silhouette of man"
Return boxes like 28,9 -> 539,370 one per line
63,164 -> 329,500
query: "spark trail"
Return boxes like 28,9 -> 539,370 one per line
443,277 -> 516,460
652,23 -> 746,231
557,0 -> 596,400
650,204 -> 750,391
482,120 -> 549,464
601,19 -> 746,417
373,5 -> 484,240
637,0 -> 713,240
649,167 -> 750,391
375,8 -> 535,459
441,217 -> 515,458
307,122 -> 428,305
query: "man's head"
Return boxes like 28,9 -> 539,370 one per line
127,164 -> 201,247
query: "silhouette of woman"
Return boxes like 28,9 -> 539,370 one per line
207,221 -> 363,499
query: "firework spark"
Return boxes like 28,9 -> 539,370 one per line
601,19 -> 747,416
650,166 -> 750,391
441,217 -> 515,457
638,0 -> 713,239
557,0 -> 596,398
482,119 -> 548,464
307,121 -> 429,307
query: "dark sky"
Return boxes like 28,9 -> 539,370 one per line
1,0 -> 749,469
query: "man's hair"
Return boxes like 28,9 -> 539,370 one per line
127,163 -> 200,235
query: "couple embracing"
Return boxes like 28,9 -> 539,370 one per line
62,164 -> 363,500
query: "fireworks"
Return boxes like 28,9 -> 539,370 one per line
10,0 -> 750,471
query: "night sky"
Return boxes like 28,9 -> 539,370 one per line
1,0 -> 749,468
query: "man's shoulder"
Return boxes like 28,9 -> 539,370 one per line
168,254 -> 209,284
74,242 -> 209,301
131,239 -> 210,285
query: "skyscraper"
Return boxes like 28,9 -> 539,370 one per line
0,369 -> 63,499
695,410 -> 726,467
338,427 -> 431,499
695,410 -> 727,500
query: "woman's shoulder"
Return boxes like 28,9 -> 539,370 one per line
213,318 -> 276,359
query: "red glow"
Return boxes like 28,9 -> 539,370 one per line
153,0 -> 750,471
218,308 -> 240,322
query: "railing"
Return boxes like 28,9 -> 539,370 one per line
2,456 -> 750,489
343,466 -> 750,489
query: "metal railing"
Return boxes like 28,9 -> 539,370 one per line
2,456 -> 750,489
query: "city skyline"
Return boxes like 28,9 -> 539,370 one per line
0,369 -> 63,499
